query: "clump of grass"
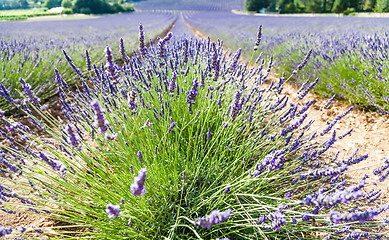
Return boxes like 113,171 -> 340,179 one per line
0,25 -> 388,239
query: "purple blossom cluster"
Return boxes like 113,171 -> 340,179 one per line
130,168 -> 147,196
186,78 -> 199,113
106,203 -> 120,219
303,181 -> 365,209
330,205 -> 389,224
0,226 -> 12,237
194,209 -> 232,229
259,210 -> 287,231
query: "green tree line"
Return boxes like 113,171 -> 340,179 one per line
246,0 -> 389,14
0,0 -> 29,10
1,0 -> 136,13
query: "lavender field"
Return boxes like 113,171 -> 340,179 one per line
184,11 -> 389,113
0,11 -> 176,111
0,0 -> 389,239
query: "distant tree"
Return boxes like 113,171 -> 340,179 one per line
44,0 -> 62,8
332,0 -> 349,12
19,0 -> 29,8
73,0 -> 133,13
73,0 -> 112,13
278,0 -> 296,12
306,0 -> 323,12
61,0 -> 73,8
246,0 -> 269,12
349,0 -> 362,10
0,0 -> 29,10
363,0 -> 376,10
374,0 -> 389,11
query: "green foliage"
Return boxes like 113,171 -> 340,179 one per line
80,7 -> 91,13
374,0 -> 389,12
61,0 -> 73,8
363,0 -> 376,10
62,7 -> 73,13
0,0 -> 29,10
279,0 -> 297,12
306,0 -> 323,12
245,0 -> 269,11
0,8 -> 60,20
343,6 -> 355,14
72,0 -> 133,14
44,0 -> 62,9
332,0 -> 349,13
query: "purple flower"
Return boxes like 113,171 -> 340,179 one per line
294,49 -> 312,74
63,50 -> 83,78
138,24 -> 146,55
229,91 -> 242,120
65,124 -> 80,148
120,38 -> 127,62
130,168 -> 147,196
330,208 -> 381,224
207,128 -> 212,141
169,72 -> 176,96
105,203 -> 120,219
105,47 -> 116,78
321,94 -> 336,110
253,25 -> 262,50
269,210 -> 286,231
128,90 -> 137,111
137,151 -> 144,163
39,152 -> 67,175
19,78 -> 40,105
85,50 -> 91,71
194,209 -> 232,229
168,122 -> 177,133
0,226 -> 12,237
91,99 -> 108,133
186,78 -> 199,113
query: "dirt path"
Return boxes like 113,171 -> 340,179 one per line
181,12 -> 389,220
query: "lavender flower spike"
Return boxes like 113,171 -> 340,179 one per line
65,124 -> 80,148
138,23 -> 146,55
85,50 -> 91,71
105,47 -> 116,78
19,78 -> 40,105
128,90 -> 137,111
254,25 -> 262,50
137,151 -> 144,163
130,168 -> 147,196
293,49 -> 313,74
194,209 -> 232,229
105,204 -> 120,219
186,78 -> 199,114
230,91 -> 242,120
91,99 -> 108,133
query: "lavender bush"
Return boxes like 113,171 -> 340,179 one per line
0,25 -> 388,239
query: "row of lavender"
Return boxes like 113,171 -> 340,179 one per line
0,23 -> 388,239
0,11 -> 176,111
184,11 -> 389,114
